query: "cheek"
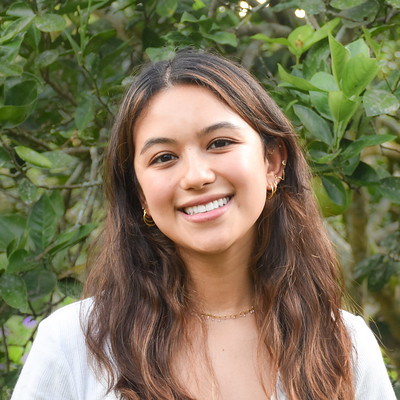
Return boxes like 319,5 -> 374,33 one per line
140,177 -> 175,214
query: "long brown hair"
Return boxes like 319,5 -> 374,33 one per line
83,50 -> 354,399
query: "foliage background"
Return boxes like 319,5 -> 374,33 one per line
0,0 -> 399,398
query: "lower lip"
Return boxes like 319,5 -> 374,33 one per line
180,198 -> 232,223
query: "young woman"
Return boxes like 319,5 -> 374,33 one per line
12,50 -> 396,400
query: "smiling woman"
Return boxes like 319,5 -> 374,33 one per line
11,50 -> 396,400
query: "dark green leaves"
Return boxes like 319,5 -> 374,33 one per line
0,273 -> 28,311
293,104 -> 333,145
34,14 -> 66,32
354,254 -> 397,292
27,193 -> 63,251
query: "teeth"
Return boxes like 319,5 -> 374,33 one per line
184,197 -> 230,215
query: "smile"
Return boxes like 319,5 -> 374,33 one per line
183,197 -> 230,215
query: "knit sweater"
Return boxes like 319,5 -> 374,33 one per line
11,299 -> 397,400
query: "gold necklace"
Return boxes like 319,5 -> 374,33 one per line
197,306 -> 255,322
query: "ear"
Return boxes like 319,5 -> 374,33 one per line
265,139 -> 287,190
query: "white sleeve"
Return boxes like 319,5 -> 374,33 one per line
11,314 -> 79,400
344,312 -> 397,400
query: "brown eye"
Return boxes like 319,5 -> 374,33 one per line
208,139 -> 234,149
151,153 -> 177,164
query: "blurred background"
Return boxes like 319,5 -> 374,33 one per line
0,0 -> 399,397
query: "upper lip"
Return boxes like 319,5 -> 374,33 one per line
178,194 -> 232,210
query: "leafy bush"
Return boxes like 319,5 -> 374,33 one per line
1,0 -> 399,396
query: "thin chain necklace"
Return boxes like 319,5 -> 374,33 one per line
197,306 -> 255,322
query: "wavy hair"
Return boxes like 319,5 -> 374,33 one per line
83,50 -> 354,399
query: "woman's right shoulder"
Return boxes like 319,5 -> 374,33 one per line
39,297 -> 94,334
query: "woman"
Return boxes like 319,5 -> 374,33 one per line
12,50 -> 396,400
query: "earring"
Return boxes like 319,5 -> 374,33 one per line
143,209 -> 155,227
275,160 -> 286,181
268,180 -> 278,199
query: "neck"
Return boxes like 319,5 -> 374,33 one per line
179,243 -> 255,315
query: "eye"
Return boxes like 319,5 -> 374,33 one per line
150,153 -> 177,165
208,138 -> 235,149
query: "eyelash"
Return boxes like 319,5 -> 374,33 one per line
149,138 -> 236,165
150,153 -> 177,165
208,138 -> 235,149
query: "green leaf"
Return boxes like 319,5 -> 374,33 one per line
5,80 -> 37,106
354,254 -> 383,281
35,49 -> 60,68
330,0 -> 367,9
251,34 -> 291,48
48,190 -> 65,221
328,91 -> 359,142
145,47 -> 175,62
27,193 -> 59,250
293,104 -> 333,145
42,151 -> 78,170
0,16 -> 34,45
361,27 -> 380,58
156,0 -> 178,17
363,89 -> 400,116
304,18 -> 340,49
346,161 -> 379,186
310,91 -> 333,120
58,278 -> 83,299
7,249 -> 38,273
329,34 -> 350,89
321,175 -> 348,206
340,134 -> 395,160
278,64 -> 322,92
48,223 -> 97,256
6,2 -> 35,17
310,72 -> 338,91
0,63 -> 23,78
15,146 -> 53,168
181,11 -> 199,23
378,177 -> 400,204
0,215 -> 26,251
301,0 -> 326,13
75,97 -> 95,131
84,29 -> 116,55
288,25 -> 314,56
346,38 -> 370,58
24,269 -> 57,301
340,0 -> 379,26
368,258 -> 395,292
0,147 -> 11,168
0,272 -> 28,311
34,14 -> 66,32
203,32 -> 237,47
342,53 -> 379,98
18,178 -> 37,204
308,142 -> 340,163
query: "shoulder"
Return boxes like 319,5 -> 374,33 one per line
341,310 -> 396,399
37,298 -> 92,349
41,297 -> 93,328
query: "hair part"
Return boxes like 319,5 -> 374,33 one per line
83,49 -> 354,400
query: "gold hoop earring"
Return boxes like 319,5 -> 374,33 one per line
275,160 -> 286,181
143,209 -> 155,227
268,180 -> 278,199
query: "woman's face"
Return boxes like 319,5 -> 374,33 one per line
133,85 -> 284,258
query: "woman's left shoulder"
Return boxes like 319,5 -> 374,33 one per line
340,310 -> 397,400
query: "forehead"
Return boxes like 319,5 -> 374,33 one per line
133,85 -> 243,137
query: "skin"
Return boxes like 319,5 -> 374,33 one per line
133,85 -> 285,399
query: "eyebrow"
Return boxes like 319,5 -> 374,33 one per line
139,121 -> 241,155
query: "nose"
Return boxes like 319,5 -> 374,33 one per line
179,151 -> 216,190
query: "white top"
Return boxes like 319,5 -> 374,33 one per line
11,299 -> 396,400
